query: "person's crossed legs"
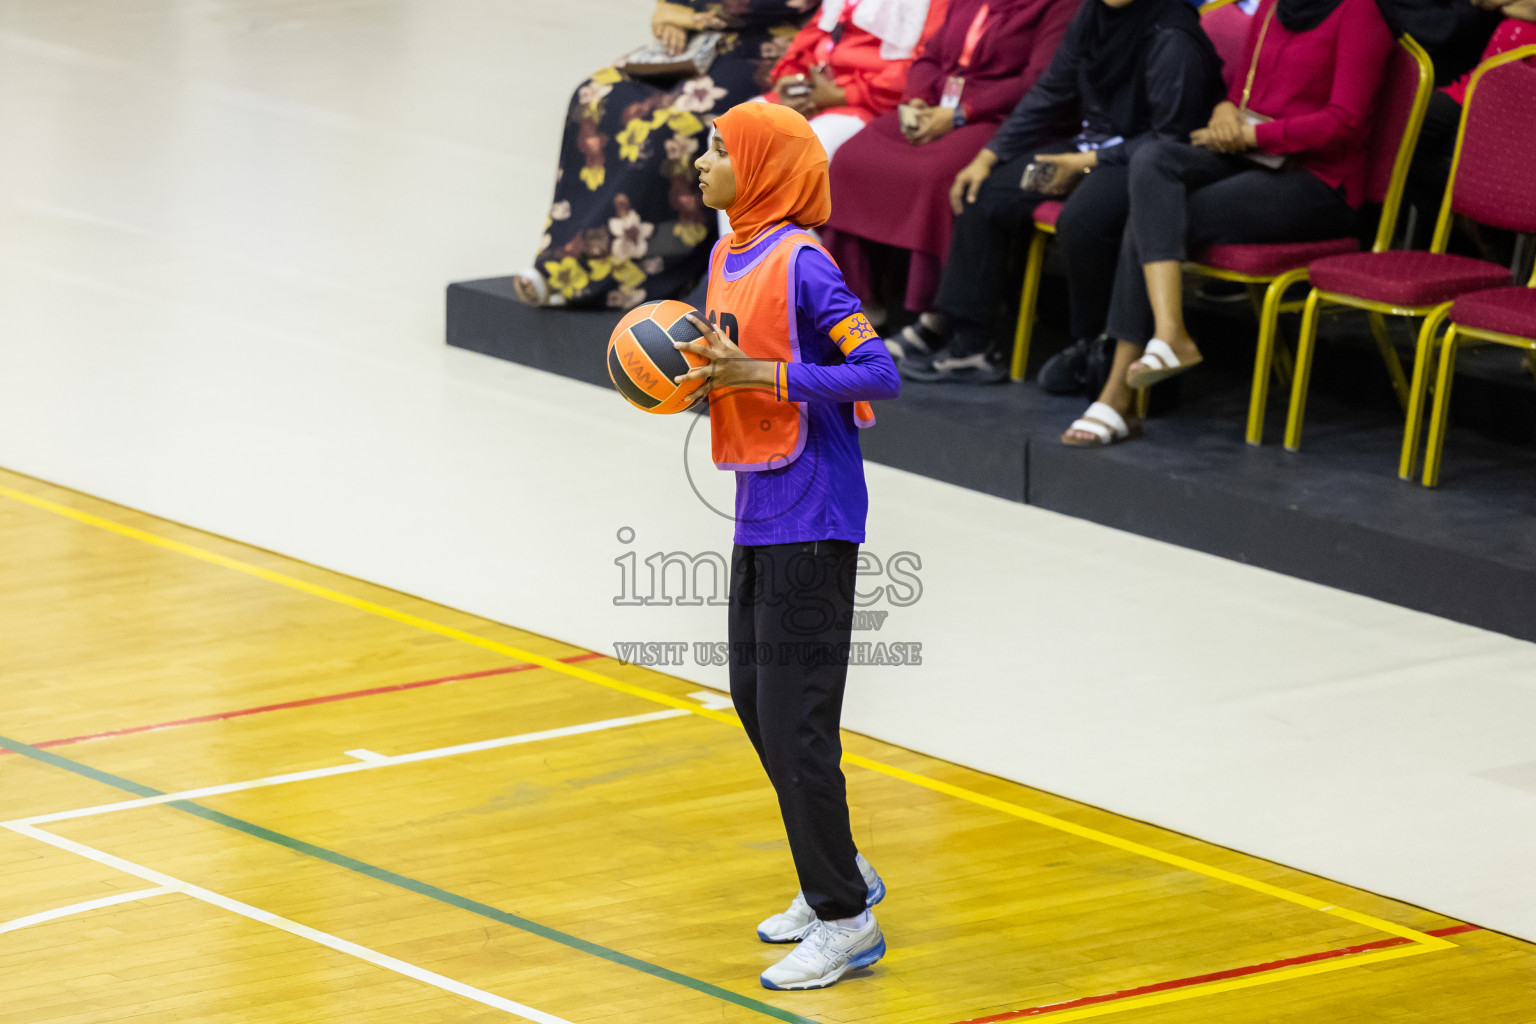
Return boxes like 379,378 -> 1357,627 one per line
1064,140 -> 1352,445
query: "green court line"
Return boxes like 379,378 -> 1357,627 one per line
0,732 -> 818,1024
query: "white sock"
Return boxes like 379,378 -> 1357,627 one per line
833,910 -> 871,930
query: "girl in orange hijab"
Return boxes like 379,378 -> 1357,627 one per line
672,101 -> 900,992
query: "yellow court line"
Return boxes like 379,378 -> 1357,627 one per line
0,484 -> 730,723
849,753 -> 1453,949
0,482 -> 1460,980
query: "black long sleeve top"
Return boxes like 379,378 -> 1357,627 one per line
986,22 -> 1220,166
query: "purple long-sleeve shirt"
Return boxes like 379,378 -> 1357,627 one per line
720,225 -> 900,546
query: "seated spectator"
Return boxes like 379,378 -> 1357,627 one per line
895,0 -> 1227,384
1404,0 -> 1536,257
1379,0 -> 1505,86
1062,0 -> 1395,446
823,0 -> 1079,319
766,0 -> 951,162
513,1 -> 815,309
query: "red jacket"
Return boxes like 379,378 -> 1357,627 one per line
771,1 -> 951,120
1235,0 -> 1394,206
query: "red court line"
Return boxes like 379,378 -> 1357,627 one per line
2,652 -> 609,755
947,924 -> 1481,1024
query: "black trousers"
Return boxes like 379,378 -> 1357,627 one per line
1055,163 -> 1132,341
935,147 -> 1131,357
728,539 -> 865,922
1106,139 -> 1353,345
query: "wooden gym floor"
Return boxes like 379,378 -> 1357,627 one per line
1,465 -> 1532,1024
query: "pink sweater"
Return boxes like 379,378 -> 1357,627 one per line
1233,0 -> 1394,206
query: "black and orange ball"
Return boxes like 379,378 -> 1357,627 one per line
606,299 -> 710,414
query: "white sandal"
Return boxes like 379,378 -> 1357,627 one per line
1061,401 -> 1142,447
1125,338 -> 1203,390
511,269 -> 549,306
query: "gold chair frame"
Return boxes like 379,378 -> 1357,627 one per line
1283,44 -> 1536,480
1009,34 -> 1431,450
1421,263 -> 1536,487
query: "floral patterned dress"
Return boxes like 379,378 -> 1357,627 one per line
535,0 -> 818,308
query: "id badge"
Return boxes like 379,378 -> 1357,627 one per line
940,75 -> 965,110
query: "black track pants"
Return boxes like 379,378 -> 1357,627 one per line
728,539 -> 865,922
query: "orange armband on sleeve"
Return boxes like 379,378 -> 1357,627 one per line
829,312 -> 879,357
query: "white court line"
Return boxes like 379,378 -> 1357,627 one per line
345,748 -> 388,763
5,823 -> 574,1024
7,708 -> 690,828
0,886 -> 173,935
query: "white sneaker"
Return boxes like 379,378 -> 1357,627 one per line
760,915 -> 885,991
755,853 -> 885,943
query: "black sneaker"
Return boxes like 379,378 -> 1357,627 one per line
901,351 -> 1007,384
1039,334 -> 1116,395
885,318 -> 946,361
898,350 -> 939,381
1083,334 -> 1116,397
1038,337 -> 1094,394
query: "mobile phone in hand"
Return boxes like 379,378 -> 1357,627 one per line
1020,161 -> 1057,192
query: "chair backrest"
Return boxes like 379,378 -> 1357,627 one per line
1434,44 -> 1536,248
1361,35 -> 1434,252
1200,0 -> 1253,92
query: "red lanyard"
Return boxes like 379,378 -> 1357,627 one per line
958,3 -> 991,69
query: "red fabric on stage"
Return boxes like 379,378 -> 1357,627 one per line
823,0 -> 1076,308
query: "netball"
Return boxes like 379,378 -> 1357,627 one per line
606,299 -> 710,414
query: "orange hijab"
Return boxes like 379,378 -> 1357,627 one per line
713,103 -> 831,246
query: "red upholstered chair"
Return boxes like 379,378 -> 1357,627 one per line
1284,45 -> 1536,479
1201,0 -> 1255,93
1186,34 -> 1433,445
1007,0 -> 1253,383
1421,277 -> 1536,486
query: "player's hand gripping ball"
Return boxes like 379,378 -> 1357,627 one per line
606,300 -> 711,414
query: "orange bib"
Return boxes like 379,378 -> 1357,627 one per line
706,229 -> 873,471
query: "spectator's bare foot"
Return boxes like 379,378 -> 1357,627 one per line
1164,333 -> 1202,363
1125,336 -> 1202,389
512,270 -> 548,306
1061,399 -> 1140,447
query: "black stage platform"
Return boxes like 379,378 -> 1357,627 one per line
448,274 -> 1536,645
